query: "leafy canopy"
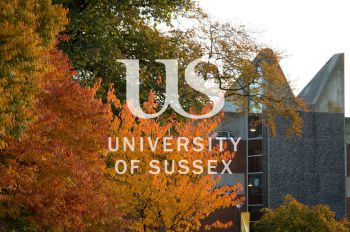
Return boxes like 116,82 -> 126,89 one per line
56,0 -> 306,136
0,48 -> 120,231
0,0 -> 67,148
106,92 -> 245,231
254,195 -> 349,232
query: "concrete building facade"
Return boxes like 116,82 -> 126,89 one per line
203,52 -> 348,232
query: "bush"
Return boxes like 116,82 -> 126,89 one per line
254,195 -> 349,232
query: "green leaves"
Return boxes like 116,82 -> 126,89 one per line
56,0 -> 208,113
255,195 -> 349,232
0,0 -> 67,147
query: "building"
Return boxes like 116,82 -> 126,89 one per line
202,51 -> 349,232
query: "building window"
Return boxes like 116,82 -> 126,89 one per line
247,113 -> 264,223
248,115 -> 262,138
248,174 -> 263,205
248,156 -> 262,173
248,140 -> 262,156
215,130 -> 238,139
248,205 -> 264,222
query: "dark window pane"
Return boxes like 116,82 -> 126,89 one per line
248,206 -> 264,221
249,194 -> 263,205
248,156 -> 262,173
248,140 -> 262,156
248,174 -> 262,188
248,174 -> 263,205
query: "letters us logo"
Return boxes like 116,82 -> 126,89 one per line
118,58 -> 225,119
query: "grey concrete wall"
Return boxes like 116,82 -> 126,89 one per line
345,118 -> 350,144
299,54 -> 344,113
266,112 -> 345,218
314,65 -> 344,113
345,177 -> 350,197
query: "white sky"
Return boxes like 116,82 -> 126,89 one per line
199,0 -> 349,116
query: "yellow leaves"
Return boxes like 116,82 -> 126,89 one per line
254,60 -> 308,137
108,93 -> 244,231
64,176 -> 76,188
255,195 -> 350,232
0,47 -> 119,231
0,0 -> 67,148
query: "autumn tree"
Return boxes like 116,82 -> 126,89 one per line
105,92 -> 245,232
55,0 -> 306,135
0,48 -> 120,231
53,0 -> 209,113
181,20 -> 307,136
0,0 -> 67,148
254,195 -> 349,232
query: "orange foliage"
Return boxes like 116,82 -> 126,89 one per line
1,46 -> 245,232
0,0 -> 67,147
0,48 -> 119,230
107,90 -> 245,231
